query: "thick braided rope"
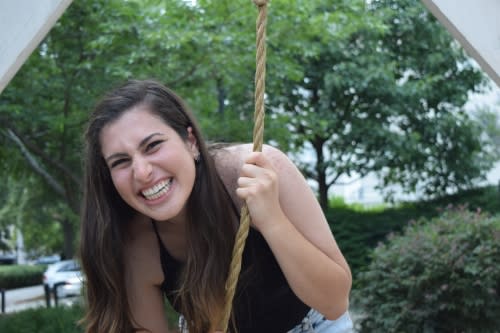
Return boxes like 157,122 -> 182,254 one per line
220,0 -> 268,331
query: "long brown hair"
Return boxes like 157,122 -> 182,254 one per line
80,79 -> 238,332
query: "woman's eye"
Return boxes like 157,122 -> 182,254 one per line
110,158 -> 129,169
146,140 -> 163,152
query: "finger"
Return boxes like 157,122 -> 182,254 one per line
235,186 -> 251,199
237,176 -> 255,188
239,163 -> 262,177
244,151 -> 274,169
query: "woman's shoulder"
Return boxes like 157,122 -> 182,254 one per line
211,144 -> 248,206
212,143 -> 290,201
212,143 -> 287,167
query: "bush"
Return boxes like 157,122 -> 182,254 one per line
0,305 -> 83,333
353,208 -> 500,333
328,185 -> 500,279
0,265 -> 46,290
0,302 -> 180,332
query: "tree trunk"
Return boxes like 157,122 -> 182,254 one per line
311,136 -> 329,210
216,76 -> 226,115
61,218 -> 74,259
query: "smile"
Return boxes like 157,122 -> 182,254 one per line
141,179 -> 172,200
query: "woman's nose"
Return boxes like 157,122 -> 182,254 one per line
132,157 -> 152,182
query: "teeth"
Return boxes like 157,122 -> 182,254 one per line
142,179 -> 172,200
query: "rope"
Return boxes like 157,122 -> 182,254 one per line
220,0 -> 268,331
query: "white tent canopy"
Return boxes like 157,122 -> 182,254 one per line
0,0 -> 499,94
0,0 -> 72,93
422,0 -> 500,87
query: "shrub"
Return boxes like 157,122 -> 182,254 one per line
0,305 -> 83,333
328,185 -> 500,280
0,265 -> 46,290
327,203 -> 428,276
0,302 -> 180,332
353,208 -> 500,333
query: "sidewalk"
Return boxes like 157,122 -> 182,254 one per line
2,285 -> 45,313
1,285 -> 79,314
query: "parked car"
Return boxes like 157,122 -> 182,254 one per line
57,275 -> 84,298
43,259 -> 83,298
0,253 -> 17,265
35,254 -> 61,265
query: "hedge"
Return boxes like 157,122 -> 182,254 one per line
0,303 -> 179,332
0,305 -> 83,333
0,265 -> 46,290
327,186 -> 500,280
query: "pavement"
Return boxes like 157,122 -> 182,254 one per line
1,285 -> 80,314
2,285 -> 361,332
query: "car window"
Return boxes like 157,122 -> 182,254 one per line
56,261 -> 81,272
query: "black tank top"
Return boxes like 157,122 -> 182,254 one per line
152,221 -> 310,333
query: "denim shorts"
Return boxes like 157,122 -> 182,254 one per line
287,309 -> 354,333
178,309 -> 353,333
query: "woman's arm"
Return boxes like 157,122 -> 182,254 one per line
124,219 -> 175,333
235,145 -> 352,320
127,276 -> 173,333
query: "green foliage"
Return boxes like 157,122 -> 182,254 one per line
0,265 -> 46,290
329,186 -> 500,279
473,102 -> 500,161
269,0 -> 491,207
0,303 -> 179,332
328,202 -> 427,277
0,0 -> 497,260
426,186 -> 500,214
0,0 -> 123,258
0,306 -> 83,333
352,209 -> 500,333
1,0 -> 264,257
329,195 -> 388,212
0,176 -> 65,255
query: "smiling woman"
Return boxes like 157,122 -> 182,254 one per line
100,105 -> 198,224
79,79 -> 353,333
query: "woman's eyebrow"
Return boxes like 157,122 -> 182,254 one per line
138,132 -> 164,149
105,132 -> 164,163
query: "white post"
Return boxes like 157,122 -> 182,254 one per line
0,0 -> 73,94
422,0 -> 500,87
16,228 -> 26,265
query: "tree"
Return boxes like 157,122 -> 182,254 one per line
0,0 -> 263,257
472,97 -> 500,161
266,0 -> 492,208
0,0 -> 177,257
0,176 -> 66,256
1,0 -> 496,255
1,1 -> 111,258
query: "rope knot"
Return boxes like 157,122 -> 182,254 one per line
252,0 -> 268,7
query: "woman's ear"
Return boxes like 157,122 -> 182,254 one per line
187,126 -> 199,154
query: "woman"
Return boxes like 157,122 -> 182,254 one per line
80,79 -> 353,333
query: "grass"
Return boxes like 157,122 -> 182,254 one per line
0,298 -> 180,333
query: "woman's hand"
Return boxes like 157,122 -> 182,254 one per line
236,152 -> 286,233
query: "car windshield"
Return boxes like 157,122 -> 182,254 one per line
57,261 -> 80,272
47,260 -> 81,273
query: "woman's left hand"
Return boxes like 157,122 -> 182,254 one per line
235,152 -> 286,233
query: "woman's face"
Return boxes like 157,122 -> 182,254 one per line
100,104 -> 198,223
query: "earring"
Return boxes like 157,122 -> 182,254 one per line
194,153 -> 201,164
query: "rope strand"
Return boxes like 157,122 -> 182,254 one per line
220,0 -> 268,331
